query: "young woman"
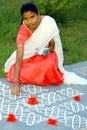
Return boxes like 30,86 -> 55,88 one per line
4,2 -> 87,96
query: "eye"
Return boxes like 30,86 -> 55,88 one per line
30,15 -> 35,19
23,18 -> 28,20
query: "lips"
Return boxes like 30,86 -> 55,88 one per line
29,24 -> 35,28
29,25 -> 33,27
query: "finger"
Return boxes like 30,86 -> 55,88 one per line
11,89 -> 15,94
10,86 -> 16,94
11,89 -> 17,95
16,92 -> 20,96
11,91 -> 16,95
16,89 -> 20,96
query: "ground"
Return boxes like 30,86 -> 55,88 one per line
0,61 -> 87,130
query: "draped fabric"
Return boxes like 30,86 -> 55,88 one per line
6,51 -> 64,86
16,24 -> 32,45
4,15 -> 87,85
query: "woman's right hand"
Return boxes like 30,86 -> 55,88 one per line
11,83 -> 20,96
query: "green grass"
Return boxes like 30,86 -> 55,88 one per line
60,20 -> 87,64
0,0 -> 87,77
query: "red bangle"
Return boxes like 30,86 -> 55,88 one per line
13,79 -> 20,84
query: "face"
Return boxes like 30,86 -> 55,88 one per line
22,11 -> 39,30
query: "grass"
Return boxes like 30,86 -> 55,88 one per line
0,0 -> 87,78
60,20 -> 87,64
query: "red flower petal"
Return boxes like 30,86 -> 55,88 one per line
73,95 -> 80,101
27,96 -> 39,105
6,113 -> 17,122
47,118 -> 58,126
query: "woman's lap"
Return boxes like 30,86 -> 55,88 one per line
6,51 -> 64,85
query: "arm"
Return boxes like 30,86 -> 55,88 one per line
14,45 -> 24,79
11,24 -> 30,96
48,39 -> 55,52
11,44 -> 24,96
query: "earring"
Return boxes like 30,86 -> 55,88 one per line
23,21 -> 24,24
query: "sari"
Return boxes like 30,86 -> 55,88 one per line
4,15 -> 87,85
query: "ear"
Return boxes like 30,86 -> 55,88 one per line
38,12 -> 40,17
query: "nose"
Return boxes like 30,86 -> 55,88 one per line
28,19 -> 32,25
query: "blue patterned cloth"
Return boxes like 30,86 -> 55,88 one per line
0,62 -> 87,130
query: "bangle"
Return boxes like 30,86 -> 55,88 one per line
13,79 -> 20,84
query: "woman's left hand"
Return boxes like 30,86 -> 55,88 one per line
48,39 -> 55,52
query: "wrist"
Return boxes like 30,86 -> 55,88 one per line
13,79 -> 20,84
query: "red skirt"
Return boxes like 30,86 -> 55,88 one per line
6,51 -> 64,86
